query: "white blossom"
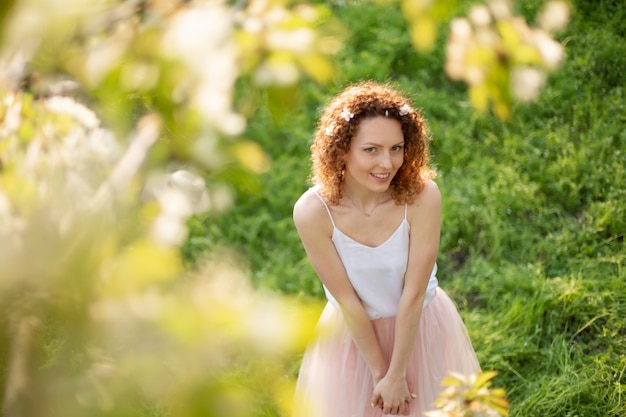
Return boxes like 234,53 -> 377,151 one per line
398,104 -> 411,116
511,67 -> 546,102
340,107 -> 354,122
267,28 -> 315,52
487,0 -> 512,20
253,61 -> 299,86
535,30 -> 565,70
169,170 -> 210,215
469,5 -> 492,27
45,96 -> 100,129
537,1 -> 570,33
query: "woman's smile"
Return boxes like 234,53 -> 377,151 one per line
371,172 -> 391,181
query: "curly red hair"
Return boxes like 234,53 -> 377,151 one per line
311,81 -> 435,205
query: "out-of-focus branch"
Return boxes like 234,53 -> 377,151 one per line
91,114 -> 162,210
2,314 -> 41,417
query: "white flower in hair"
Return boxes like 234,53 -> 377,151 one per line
325,125 -> 334,136
340,107 -> 354,122
398,104 -> 411,116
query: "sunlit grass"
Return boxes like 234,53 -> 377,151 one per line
185,1 -> 626,416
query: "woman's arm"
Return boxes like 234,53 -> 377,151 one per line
293,190 -> 388,383
371,180 -> 442,415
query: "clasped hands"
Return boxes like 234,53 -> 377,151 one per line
370,376 -> 416,415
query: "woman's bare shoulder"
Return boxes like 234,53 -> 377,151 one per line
293,188 -> 331,232
408,179 -> 442,213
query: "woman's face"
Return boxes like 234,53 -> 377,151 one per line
342,116 -> 404,193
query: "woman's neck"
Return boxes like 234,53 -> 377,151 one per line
342,186 -> 390,217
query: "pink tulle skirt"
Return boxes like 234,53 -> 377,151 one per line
294,288 -> 480,417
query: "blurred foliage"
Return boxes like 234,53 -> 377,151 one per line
0,1 -> 339,416
425,371 -> 509,417
443,0 -> 570,119
399,0 -> 461,52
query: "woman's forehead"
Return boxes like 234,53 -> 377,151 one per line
352,117 -> 404,144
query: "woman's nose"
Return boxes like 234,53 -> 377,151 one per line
378,152 -> 392,169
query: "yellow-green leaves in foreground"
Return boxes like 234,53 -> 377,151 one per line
444,0 -> 570,119
426,371 -> 510,417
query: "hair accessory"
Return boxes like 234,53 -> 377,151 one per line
340,107 -> 354,122
398,104 -> 411,116
325,125 -> 334,136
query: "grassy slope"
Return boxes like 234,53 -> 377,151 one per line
184,0 -> 625,415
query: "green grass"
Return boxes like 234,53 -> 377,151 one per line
183,0 -> 626,415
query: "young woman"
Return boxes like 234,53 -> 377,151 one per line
293,81 -> 480,416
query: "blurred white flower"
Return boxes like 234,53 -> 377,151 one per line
162,4 -> 243,137
144,170 -> 212,245
169,170 -> 210,215
1,93 -> 22,132
475,26 -> 498,47
537,1 -> 570,33
486,0 -> 512,20
445,37 -> 469,80
469,5 -> 492,27
295,3 -> 318,22
446,19 -> 477,82
511,67 -> 546,102
535,30 -> 565,70
150,186 -> 192,245
194,85 -> 230,118
262,6 -> 289,26
162,5 -> 232,62
240,15 -> 264,33
253,61 -> 299,86
267,28 -> 315,52
84,129 -> 121,166
450,18 -> 472,41
466,66 -> 486,85
194,76 -> 246,136
45,96 -> 100,129
84,22 -> 134,86
218,113 -> 247,137
152,213 -> 188,246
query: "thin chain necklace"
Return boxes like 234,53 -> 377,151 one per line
344,191 -> 386,217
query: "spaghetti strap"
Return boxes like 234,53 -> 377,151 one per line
311,188 -> 337,228
404,203 -> 408,219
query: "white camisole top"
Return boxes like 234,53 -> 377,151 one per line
313,189 -> 438,320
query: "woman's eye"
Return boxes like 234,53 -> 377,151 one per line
392,145 -> 404,151
365,147 -> 376,153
